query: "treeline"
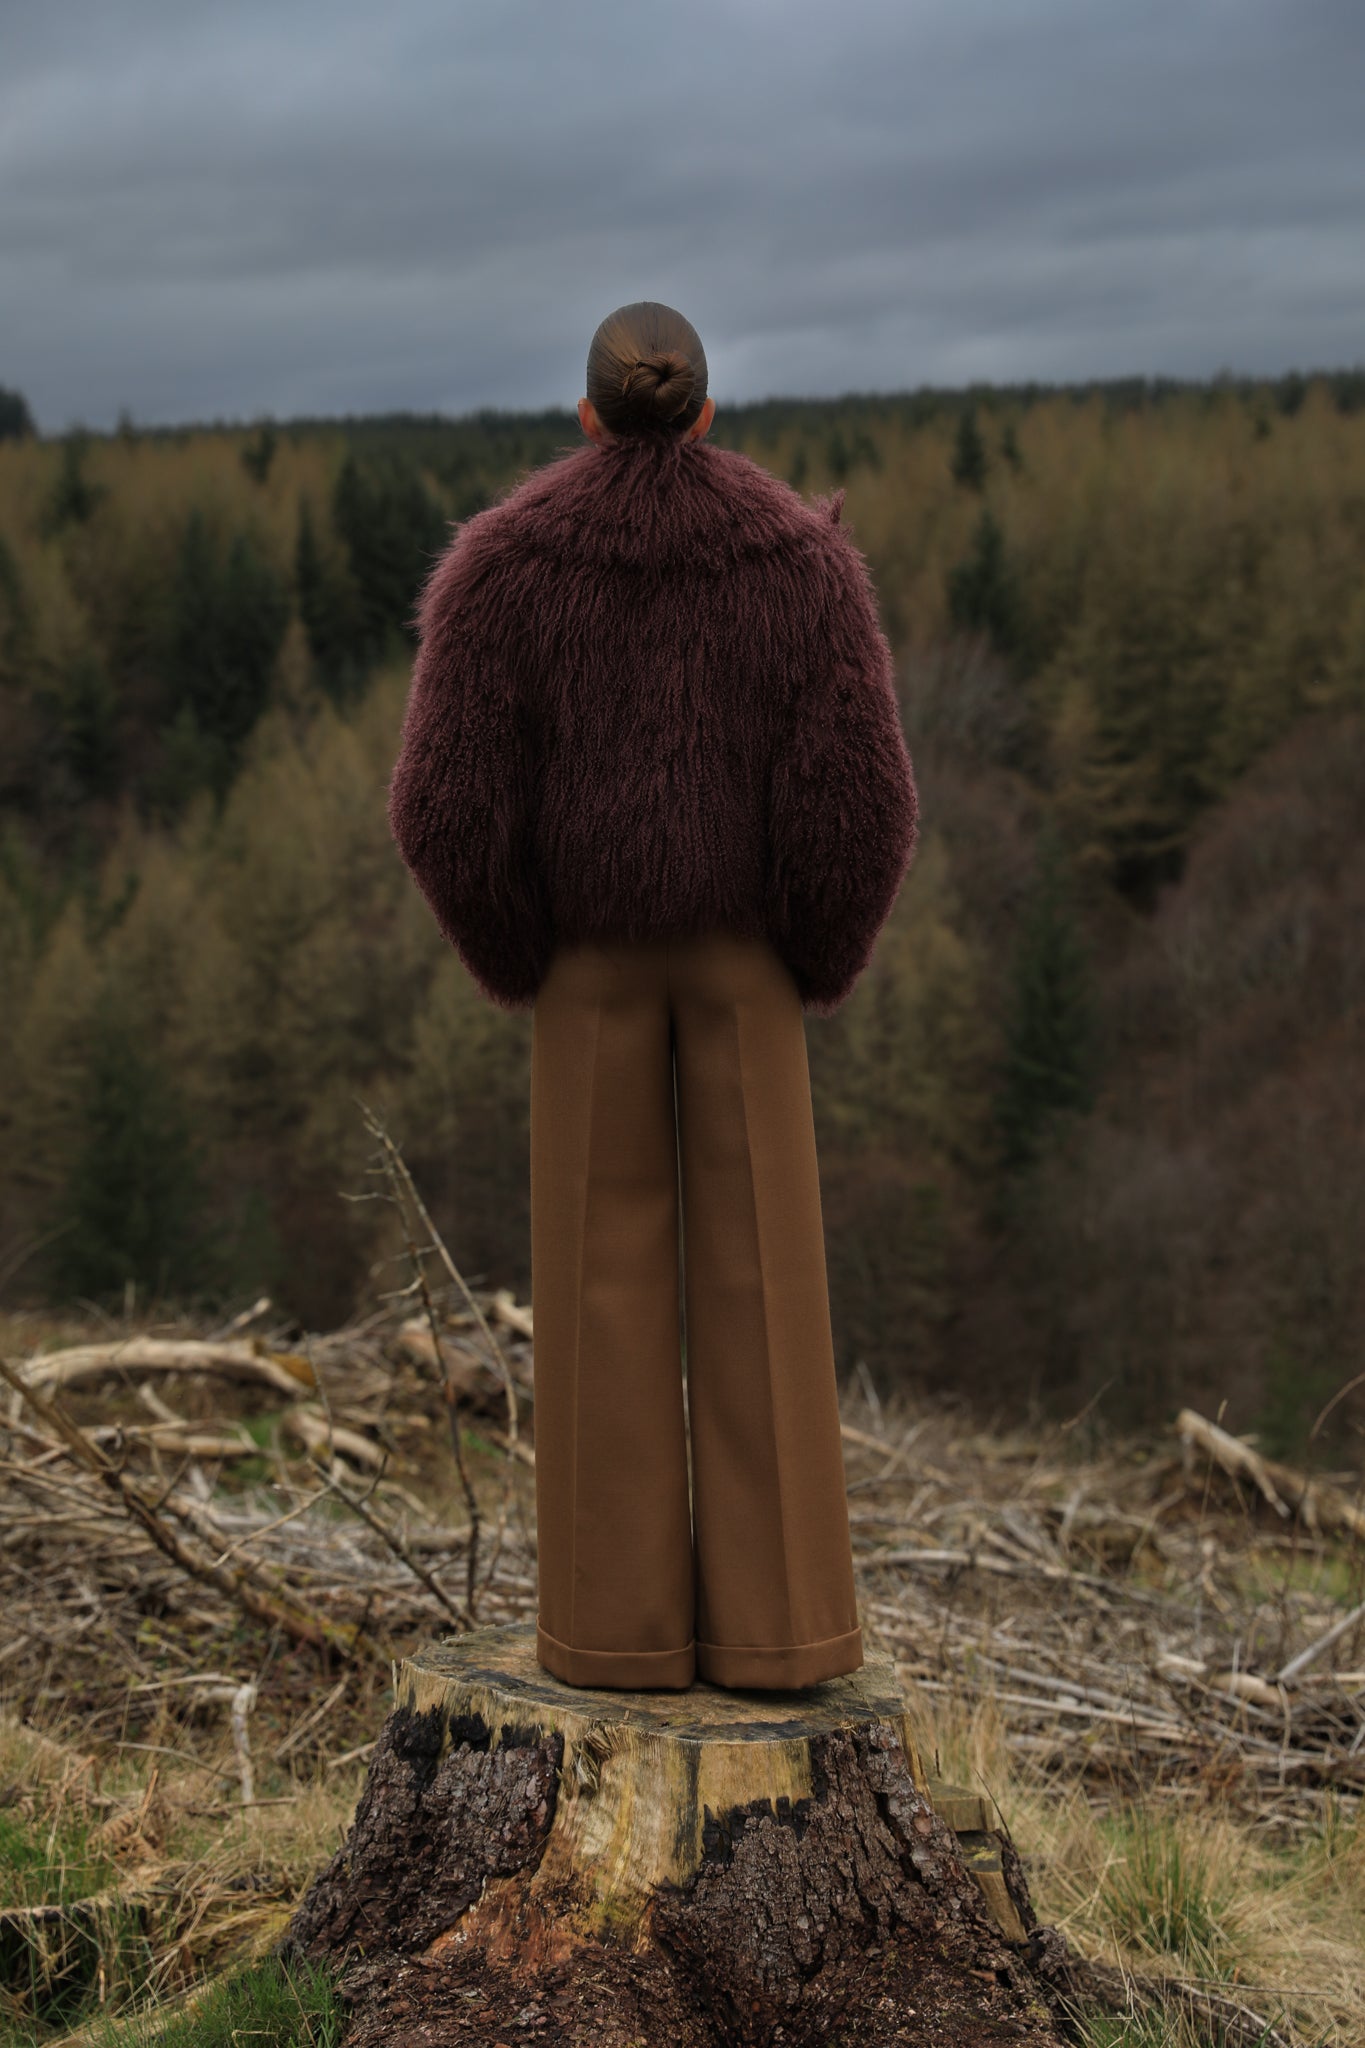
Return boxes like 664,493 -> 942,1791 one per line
0,371 -> 1362,1450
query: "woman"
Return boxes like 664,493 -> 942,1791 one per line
388,300 -> 919,1692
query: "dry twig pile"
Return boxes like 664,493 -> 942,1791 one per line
0,1129 -> 1361,2040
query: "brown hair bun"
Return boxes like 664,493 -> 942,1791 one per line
587,303 -> 708,438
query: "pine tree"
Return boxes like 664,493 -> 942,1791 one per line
0,385 -> 35,440
161,511 -> 290,798
946,508 -> 1020,658
47,1000 -> 211,1307
0,533 -> 32,688
240,418 -> 278,483
950,407 -> 988,489
215,529 -> 291,751
44,433 -> 105,532
59,649 -> 121,799
294,496 -> 328,654
992,821 -> 1099,1176
295,497 -> 367,705
332,453 -> 447,664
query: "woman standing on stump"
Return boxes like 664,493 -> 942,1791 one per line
388,300 -> 919,1694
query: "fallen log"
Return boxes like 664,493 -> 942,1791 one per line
1176,1407 -> 1365,1542
13,1336 -> 316,1400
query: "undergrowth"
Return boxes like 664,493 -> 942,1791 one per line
74,1953 -> 344,2048
910,1687 -> 1364,2046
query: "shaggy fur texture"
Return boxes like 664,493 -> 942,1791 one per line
387,426 -> 919,1013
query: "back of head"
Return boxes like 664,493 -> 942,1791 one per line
586,301 -> 709,439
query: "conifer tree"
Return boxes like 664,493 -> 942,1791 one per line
0,384 -> 35,440
59,649 -> 121,799
44,432 -> 105,532
992,820 -> 1099,1176
946,508 -> 1020,659
294,496 -> 328,651
162,511 -> 290,799
216,529 -> 291,748
332,453 -> 447,664
0,534 -> 32,688
47,999 -> 210,1307
295,497 -> 367,705
951,406 -> 988,489
240,418 -> 278,483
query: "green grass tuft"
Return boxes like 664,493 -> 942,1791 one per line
0,1806 -> 157,2037
1097,1809 -> 1233,1972
0,1809 -> 117,1910
18,1953 -> 346,2048
118,1952 -> 343,2048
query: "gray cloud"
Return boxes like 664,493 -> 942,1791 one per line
2,0 -> 1362,433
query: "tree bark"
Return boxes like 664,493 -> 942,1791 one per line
282,1620 -> 1069,2046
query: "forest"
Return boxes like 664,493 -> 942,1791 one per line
1,368 -> 1362,1449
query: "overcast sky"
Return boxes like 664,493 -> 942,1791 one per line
3,0 -> 1362,436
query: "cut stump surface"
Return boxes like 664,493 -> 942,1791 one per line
284,1620 -> 1068,2046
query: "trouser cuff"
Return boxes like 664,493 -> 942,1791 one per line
536,1621 -> 696,1691
695,1624 -> 864,1690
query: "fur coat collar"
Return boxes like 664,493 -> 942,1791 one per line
449,429 -> 849,578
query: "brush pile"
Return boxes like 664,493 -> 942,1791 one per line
1,1283 -> 1362,2042
3,1295 -> 1363,1822
849,1400 -> 1365,1831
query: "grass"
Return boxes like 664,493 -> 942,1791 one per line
70,1953 -> 345,2048
0,1711 -> 360,2047
0,1954 -> 343,2048
1096,1809 -> 1238,1972
2,1658 -> 1361,2045
0,1806 -> 158,2037
1229,1546 -> 1363,1610
0,1811 -> 119,1911
1081,2019 -> 1302,2047
904,1685 -> 1365,2045
3,1325 -> 1361,2045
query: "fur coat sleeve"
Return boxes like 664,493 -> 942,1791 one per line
765,499 -> 920,1014
386,514 -> 554,1010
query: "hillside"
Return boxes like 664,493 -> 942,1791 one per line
0,372 -> 1362,1444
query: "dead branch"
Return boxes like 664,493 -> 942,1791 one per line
352,1096 -> 487,1618
284,1404 -> 385,1470
0,1352 -> 391,1667
12,1336 -> 316,1402
1176,1406 -> 1365,1541
355,1094 -> 521,1447
313,1462 -> 470,1630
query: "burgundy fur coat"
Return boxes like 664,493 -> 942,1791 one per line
387,426 -> 919,1015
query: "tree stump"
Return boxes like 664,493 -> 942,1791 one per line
282,1620 -> 1069,2046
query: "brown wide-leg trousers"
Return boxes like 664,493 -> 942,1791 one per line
530,929 -> 863,1692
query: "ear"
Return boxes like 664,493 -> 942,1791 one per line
822,488 -> 846,526
688,394 -> 717,441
